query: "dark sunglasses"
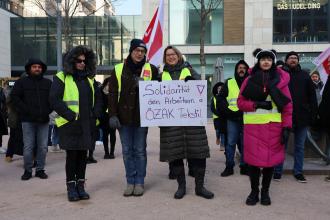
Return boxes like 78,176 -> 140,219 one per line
76,58 -> 86,64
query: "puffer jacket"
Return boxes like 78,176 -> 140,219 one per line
159,64 -> 210,162
237,67 -> 292,167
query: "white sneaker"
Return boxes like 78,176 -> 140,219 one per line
0,147 -> 7,154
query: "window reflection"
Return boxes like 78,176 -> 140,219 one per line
273,0 -> 330,43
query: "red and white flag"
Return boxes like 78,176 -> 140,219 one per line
313,47 -> 330,94
142,0 -> 164,67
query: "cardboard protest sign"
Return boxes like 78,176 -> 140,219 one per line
139,80 -> 207,127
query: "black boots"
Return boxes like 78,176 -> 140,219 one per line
66,180 -> 90,202
246,190 -> 259,205
174,166 -> 186,199
260,168 -> 273,206
194,168 -> 214,199
66,181 -> 79,202
168,163 -> 176,180
246,166 -> 273,206
221,166 -> 234,177
260,189 -> 271,205
76,179 -> 90,200
246,166 -> 260,205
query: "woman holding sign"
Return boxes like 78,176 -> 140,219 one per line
159,45 -> 214,200
237,49 -> 292,206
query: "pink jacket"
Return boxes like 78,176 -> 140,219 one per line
237,68 -> 293,167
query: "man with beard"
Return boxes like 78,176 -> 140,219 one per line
219,60 -> 249,177
273,51 -> 318,183
11,59 -> 52,180
107,39 -> 158,196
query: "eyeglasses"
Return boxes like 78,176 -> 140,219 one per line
133,48 -> 146,54
76,58 -> 86,64
165,53 -> 177,57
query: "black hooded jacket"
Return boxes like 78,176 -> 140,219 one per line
282,64 -> 318,127
49,46 -> 103,150
210,82 -> 227,132
11,59 -> 52,123
219,60 -> 249,121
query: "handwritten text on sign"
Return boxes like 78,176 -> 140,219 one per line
139,80 -> 207,127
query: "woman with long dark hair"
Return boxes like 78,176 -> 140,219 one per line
237,49 -> 292,206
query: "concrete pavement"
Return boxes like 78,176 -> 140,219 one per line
0,124 -> 330,220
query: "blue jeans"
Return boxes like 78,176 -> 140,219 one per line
119,125 -> 148,185
51,126 -> 59,146
22,122 -> 49,173
274,126 -> 308,175
225,120 -> 244,168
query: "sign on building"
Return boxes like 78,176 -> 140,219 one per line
139,80 -> 208,127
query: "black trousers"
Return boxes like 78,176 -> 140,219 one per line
170,158 -> 206,170
248,165 -> 274,191
65,150 -> 87,182
102,126 -> 116,155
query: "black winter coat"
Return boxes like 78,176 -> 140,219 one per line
49,73 -> 103,150
159,65 -> 210,162
319,76 -> 330,132
11,74 -> 52,123
284,65 -> 318,127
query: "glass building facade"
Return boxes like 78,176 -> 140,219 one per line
169,0 -> 224,45
11,15 -> 142,76
273,0 -> 330,43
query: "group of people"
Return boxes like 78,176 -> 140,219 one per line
1,38 -> 330,206
211,49 -> 330,205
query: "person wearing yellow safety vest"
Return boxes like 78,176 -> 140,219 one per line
49,46 -> 103,202
219,60 -> 250,177
210,82 -> 226,151
107,39 -> 158,197
159,45 -> 214,200
237,48 -> 292,206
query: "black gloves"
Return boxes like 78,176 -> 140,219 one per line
184,76 -> 195,82
109,116 -> 121,129
281,127 -> 291,145
255,101 -> 273,110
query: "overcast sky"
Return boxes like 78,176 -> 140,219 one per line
115,0 -> 142,15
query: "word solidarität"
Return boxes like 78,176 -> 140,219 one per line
143,84 -> 190,97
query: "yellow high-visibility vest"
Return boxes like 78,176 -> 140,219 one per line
243,95 -> 282,124
226,78 -> 240,112
161,67 -> 191,81
212,97 -> 219,119
114,63 -> 152,101
55,71 -> 99,127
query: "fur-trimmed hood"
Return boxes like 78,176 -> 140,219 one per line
63,46 -> 96,76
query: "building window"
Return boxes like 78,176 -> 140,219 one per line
273,0 -> 330,43
169,0 -> 224,45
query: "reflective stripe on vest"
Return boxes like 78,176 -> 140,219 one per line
226,78 -> 240,112
243,96 -> 282,124
114,63 -> 152,101
55,71 -> 98,127
212,97 -> 219,119
161,67 -> 191,81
